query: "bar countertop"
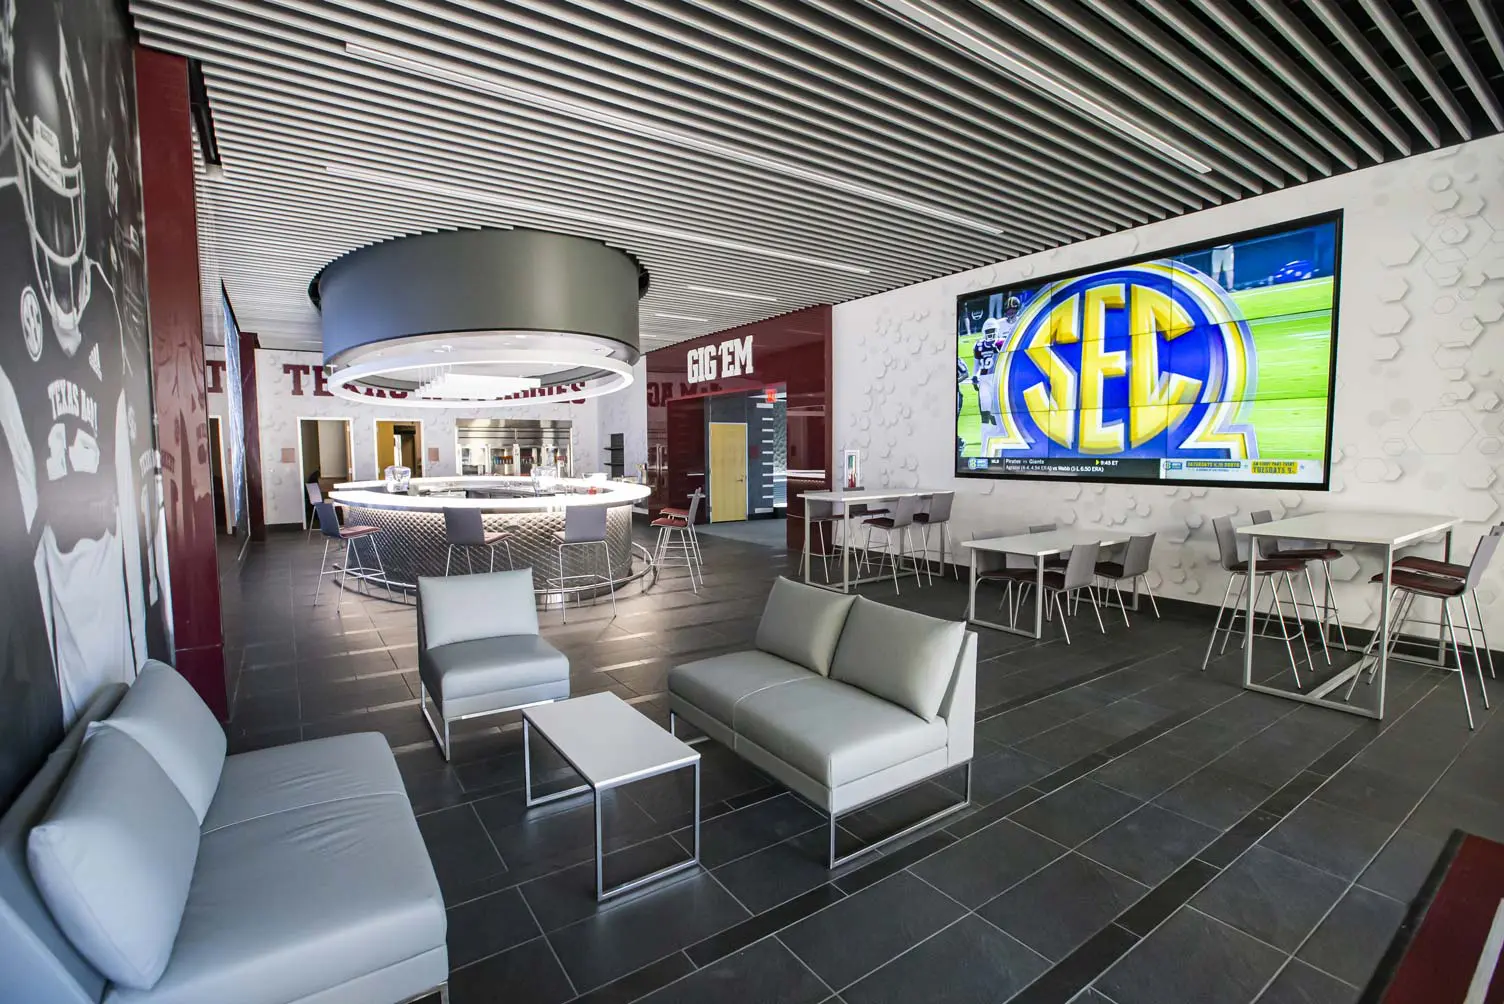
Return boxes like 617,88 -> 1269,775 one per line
328,476 -> 651,512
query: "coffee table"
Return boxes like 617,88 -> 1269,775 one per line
522,692 -> 701,901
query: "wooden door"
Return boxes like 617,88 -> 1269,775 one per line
708,423 -> 748,523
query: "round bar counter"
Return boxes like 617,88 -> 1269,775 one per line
327,477 -> 651,592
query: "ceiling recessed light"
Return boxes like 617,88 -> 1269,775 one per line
653,312 -> 710,322
685,285 -> 779,302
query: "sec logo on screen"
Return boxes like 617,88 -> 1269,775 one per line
988,263 -> 1259,460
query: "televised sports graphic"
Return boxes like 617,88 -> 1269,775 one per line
0,0 -> 169,805
956,216 -> 1340,488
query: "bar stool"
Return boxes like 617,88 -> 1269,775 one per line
1349,532 -> 1498,728
313,501 -> 392,604
658,489 -> 704,568
1094,533 -> 1160,625
1393,522 -> 1502,677
305,483 -> 324,542
914,491 -> 957,580
1202,515 -> 1312,683
800,497 -> 839,584
862,495 -> 926,593
552,505 -> 617,623
1250,510 -> 1337,662
443,507 -> 517,575
653,490 -> 704,592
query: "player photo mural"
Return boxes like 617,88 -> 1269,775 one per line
0,0 -> 170,806
956,213 -> 1341,490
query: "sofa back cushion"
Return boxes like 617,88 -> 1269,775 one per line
420,569 -> 539,648
755,578 -> 858,676
829,597 -> 967,721
28,728 -> 200,990
91,660 -> 225,822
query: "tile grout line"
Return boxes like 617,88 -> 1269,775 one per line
1247,682 -> 1494,1002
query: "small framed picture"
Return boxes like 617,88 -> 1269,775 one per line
842,450 -> 861,491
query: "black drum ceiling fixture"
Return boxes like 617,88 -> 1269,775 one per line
309,228 -> 648,407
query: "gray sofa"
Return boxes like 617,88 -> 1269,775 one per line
0,663 -> 447,1004
668,578 -> 976,867
417,570 -> 571,761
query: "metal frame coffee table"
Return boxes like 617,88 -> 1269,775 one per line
522,692 -> 701,901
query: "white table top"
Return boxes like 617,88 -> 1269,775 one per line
800,488 -> 948,504
962,527 -> 1130,556
329,476 -> 650,512
1236,511 -> 1458,547
523,692 -> 698,788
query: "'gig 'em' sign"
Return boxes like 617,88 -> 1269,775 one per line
686,335 -> 753,384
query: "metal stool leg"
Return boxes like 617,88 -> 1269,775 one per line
1458,594 -> 1491,709
1203,574 -> 1239,670
314,537 -> 331,605
370,536 -> 395,601
1302,565 -> 1332,664
1442,599 -> 1475,730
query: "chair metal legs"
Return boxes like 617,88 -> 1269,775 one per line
827,761 -> 972,869
1202,571 -> 1310,685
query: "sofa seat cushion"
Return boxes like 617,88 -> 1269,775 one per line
108,795 -> 446,1004
202,733 -> 404,835
734,678 -> 948,787
421,635 -> 569,704
667,651 -> 814,727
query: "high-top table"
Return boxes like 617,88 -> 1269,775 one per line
798,488 -> 948,593
1238,511 -> 1458,719
962,528 -> 1130,638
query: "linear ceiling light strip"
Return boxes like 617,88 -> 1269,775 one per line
869,0 -> 1225,180
1023,0 -> 1339,175
358,0 -> 1091,228
207,92 -> 1051,257
204,80 -> 1052,254
757,0 -> 1229,205
324,164 -> 872,275
140,13 -> 1077,247
969,0 -> 1307,183
506,0 -> 1154,228
149,0 -> 1021,236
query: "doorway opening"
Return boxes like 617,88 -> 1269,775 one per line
665,386 -> 787,537
375,419 -> 423,479
298,418 -> 354,528
208,416 -> 230,534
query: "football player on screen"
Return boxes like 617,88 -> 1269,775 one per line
956,356 -> 967,414
0,0 -> 151,723
1210,242 -> 1235,289
972,295 -> 1019,438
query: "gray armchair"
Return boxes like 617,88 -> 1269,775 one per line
417,570 -> 570,760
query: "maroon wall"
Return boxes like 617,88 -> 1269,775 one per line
645,305 -> 832,548
240,332 -> 267,542
135,47 -> 227,719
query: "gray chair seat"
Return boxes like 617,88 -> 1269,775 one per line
108,796 -> 446,1004
421,635 -> 569,706
734,677 -> 948,787
667,651 -> 815,727
202,733 -> 404,834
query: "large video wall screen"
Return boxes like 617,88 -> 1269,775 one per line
956,212 -> 1341,489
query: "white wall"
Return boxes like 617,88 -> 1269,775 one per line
208,347 -> 598,526
597,358 -> 648,476
833,136 -> 1504,632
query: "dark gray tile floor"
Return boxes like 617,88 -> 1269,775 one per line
220,521 -> 1504,1004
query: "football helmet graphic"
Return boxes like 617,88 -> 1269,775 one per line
4,1 -> 90,349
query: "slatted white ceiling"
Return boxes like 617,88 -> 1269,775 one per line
129,0 -> 1504,352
